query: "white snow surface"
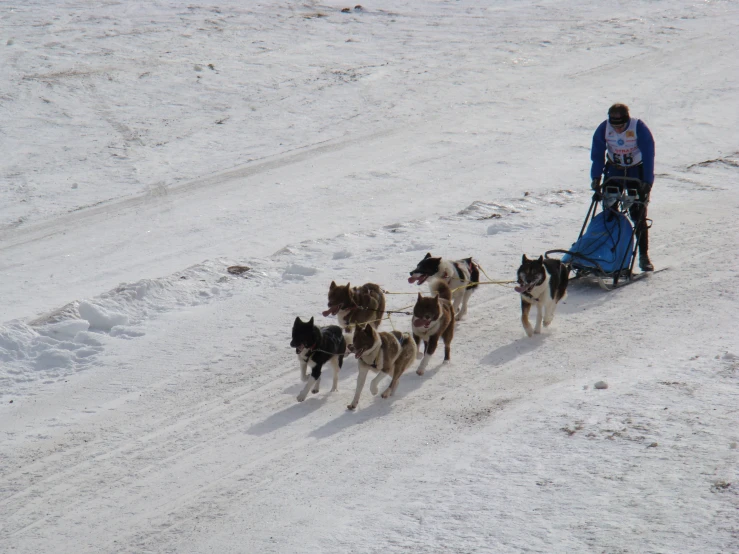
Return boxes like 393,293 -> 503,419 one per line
1,1 -> 738,552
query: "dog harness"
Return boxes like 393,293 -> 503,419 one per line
367,345 -> 383,370
453,262 -> 466,281
521,290 -> 541,302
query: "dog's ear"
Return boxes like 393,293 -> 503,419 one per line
417,292 -> 423,302
330,280 -> 336,290
308,316 -> 314,326
294,316 -> 302,326
424,252 -> 432,260
364,324 -> 373,335
522,254 -> 528,264
537,255 -> 543,264
346,282 -> 350,290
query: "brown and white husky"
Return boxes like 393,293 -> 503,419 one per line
515,254 -> 569,337
323,281 -> 386,332
346,324 -> 417,411
411,280 -> 455,375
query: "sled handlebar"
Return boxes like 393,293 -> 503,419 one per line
602,176 -> 646,187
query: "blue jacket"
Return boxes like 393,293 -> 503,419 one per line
590,119 -> 655,184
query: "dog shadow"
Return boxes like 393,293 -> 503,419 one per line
308,362 -> 444,440
281,357 -> 359,395
481,335 -> 545,367
246,395 -> 331,436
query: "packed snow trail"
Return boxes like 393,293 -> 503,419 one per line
2,182 -> 737,553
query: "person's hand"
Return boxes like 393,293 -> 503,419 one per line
643,182 -> 653,194
591,178 -> 601,191
592,191 -> 602,202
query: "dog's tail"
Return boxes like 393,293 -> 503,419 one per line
430,280 -> 453,301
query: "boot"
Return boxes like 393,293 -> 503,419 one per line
637,220 -> 653,271
639,254 -> 654,272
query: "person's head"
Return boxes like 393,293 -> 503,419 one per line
608,103 -> 630,132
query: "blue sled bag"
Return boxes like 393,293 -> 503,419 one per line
562,211 -> 634,273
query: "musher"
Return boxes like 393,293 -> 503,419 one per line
590,103 -> 655,271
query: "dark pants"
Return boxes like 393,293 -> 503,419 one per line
603,162 -> 649,257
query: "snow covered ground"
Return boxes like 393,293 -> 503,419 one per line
1,1 -> 738,552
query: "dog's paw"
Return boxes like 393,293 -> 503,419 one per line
370,384 -> 379,396
381,390 -> 392,399
416,352 -> 424,360
534,327 -> 542,335
300,374 -> 309,382
524,326 -> 534,338
297,393 -> 307,402
311,387 -> 319,394
347,403 -> 357,411
416,367 -> 426,376
330,386 -> 339,393
543,318 -> 553,327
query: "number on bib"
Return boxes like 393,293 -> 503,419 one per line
612,153 -> 634,166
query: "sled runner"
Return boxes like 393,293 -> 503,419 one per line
545,177 -> 658,291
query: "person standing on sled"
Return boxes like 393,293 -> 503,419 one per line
590,103 -> 655,271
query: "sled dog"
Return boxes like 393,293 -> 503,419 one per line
346,324 -> 416,410
408,253 -> 479,319
515,255 -> 569,337
411,280 -> 455,375
323,281 -> 386,332
290,316 -> 346,402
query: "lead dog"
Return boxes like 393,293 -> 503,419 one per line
408,253 -> 479,319
515,254 -> 569,337
346,324 -> 416,410
323,281 -> 386,332
290,316 -> 346,402
411,280 -> 455,375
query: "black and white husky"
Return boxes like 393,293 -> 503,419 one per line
290,316 -> 346,402
515,255 -> 569,337
408,253 -> 480,320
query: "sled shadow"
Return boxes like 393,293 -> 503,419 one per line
309,362 -> 444,440
553,283 -> 611,315
246,395 -> 330,436
481,336 -> 545,367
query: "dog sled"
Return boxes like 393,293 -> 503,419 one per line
545,177 -> 657,291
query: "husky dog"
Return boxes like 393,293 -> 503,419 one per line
408,253 -> 480,319
290,316 -> 346,402
411,280 -> 455,375
322,281 -> 386,332
515,255 -> 569,337
346,324 -> 417,411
